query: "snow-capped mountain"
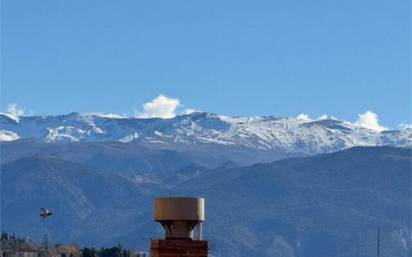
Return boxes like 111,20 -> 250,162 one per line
1,112 -> 411,155
1,111 -> 411,256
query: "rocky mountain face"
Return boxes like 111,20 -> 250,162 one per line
1,146 -> 411,257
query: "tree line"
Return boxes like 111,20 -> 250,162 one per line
1,232 -> 147,257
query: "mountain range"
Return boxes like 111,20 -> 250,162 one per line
1,112 -> 411,165
1,112 -> 411,257
1,147 -> 410,257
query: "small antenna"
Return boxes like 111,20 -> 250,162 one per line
377,227 -> 381,257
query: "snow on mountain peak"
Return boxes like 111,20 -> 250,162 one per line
0,112 -> 410,154
0,112 -> 21,123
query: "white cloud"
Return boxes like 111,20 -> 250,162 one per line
296,113 -> 339,121
183,108 -> 198,115
355,110 -> 387,132
398,123 -> 412,130
317,114 -> 338,120
136,94 -> 198,118
136,95 -> 182,119
7,103 -> 25,117
296,113 -> 312,121
1,103 -> 27,122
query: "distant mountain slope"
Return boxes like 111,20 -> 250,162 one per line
1,147 -> 411,257
1,112 -> 410,158
0,155 -> 150,244
173,146 -> 411,257
0,139 -> 229,174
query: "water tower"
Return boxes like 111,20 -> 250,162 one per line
151,197 -> 208,257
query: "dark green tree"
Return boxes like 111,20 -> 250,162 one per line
82,247 -> 93,257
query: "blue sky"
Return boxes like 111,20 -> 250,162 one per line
1,0 -> 410,128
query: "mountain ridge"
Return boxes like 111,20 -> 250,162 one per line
1,112 -> 411,156
1,146 -> 410,257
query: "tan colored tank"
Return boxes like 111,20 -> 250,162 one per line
155,197 -> 205,221
154,197 -> 205,240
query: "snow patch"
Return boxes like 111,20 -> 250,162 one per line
0,112 -> 21,123
46,126 -> 87,142
0,130 -> 20,141
119,132 -> 140,143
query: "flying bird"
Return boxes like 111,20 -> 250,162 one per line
40,208 -> 52,219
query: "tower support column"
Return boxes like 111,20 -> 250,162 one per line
151,239 -> 208,257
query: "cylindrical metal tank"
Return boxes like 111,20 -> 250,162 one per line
154,197 -> 205,240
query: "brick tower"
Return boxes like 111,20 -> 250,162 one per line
150,197 -> 208,257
